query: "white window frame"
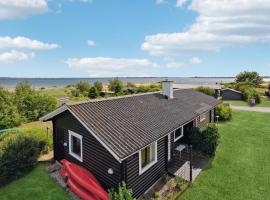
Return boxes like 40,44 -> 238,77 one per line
174,126 -> 184,142
139,141 -> 157,175
168,134 -> 171,161
199,112 -> 207,122
68,130 -> 83,162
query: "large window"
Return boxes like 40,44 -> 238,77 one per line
174,126 -> 183,141
139,141 -> 157,175
69,130 -> 83,162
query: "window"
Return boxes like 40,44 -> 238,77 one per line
174,126 -> 183,141
139,141 -> 157,175
69,130 -> 83,162
199,113 -> 207,122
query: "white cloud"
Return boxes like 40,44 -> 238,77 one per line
0,50 -> 34,63
142,0 -> 270,55
156,0 -> 165,5
190,57 -> 201,64
176,0 -> 187,7
65,57 -> 159,77
166,62 -> 185,68
0,36 -> 59,50
87,39 -> 95,46
0,0 -> 48,19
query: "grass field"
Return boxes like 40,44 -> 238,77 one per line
179,111 -> 270,200
0,165 -> 69,200
38,88 -> 68,98
224,97 -> 270,107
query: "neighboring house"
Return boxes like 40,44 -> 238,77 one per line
221,88 -> 244,100
40,81 -> 220,198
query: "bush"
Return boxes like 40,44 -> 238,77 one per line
190,123 -> 220,157
235,71 -> 263,86
109,78 -> 123,94
76,81 -> 91,94
88,86 -> 99,99
15,82 -> 57,122
216,103 -> 232,121
109,182 -> 133,200
0,134 -> 42,186
242,88 -> 261,105
94,81 -> 103,93
195,86 -> 215,96
234,81 -> 254,92
0,87 -> 22,129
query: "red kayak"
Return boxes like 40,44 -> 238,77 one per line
60,159 -> 109,200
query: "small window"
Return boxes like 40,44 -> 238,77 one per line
139,142 -> 157,175
174,126 -> 183,141
199,113 -> 207,122
69,130 -> 83,162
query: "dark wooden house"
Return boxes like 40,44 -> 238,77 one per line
41,81 -> 220,198
221,88 -> 244,100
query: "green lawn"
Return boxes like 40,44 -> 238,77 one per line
38,87 -> 68,98
0,165 -> 69,200
179,111 -> 270,200
224,97 -> 270,107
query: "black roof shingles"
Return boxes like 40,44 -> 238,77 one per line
67,89 -> 220,160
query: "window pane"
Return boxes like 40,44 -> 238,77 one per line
175,127 -> 182,139
72,136 -> 81,156
141,143 -> 156,169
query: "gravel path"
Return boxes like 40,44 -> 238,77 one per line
231,105 -> 270,113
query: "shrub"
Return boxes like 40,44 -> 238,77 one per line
235,71 -> 263,86
76,81 -> 91,94
235,81 -> 254,92
154,192 -> 160,199
0,134 -> 42,186
216,103 -> 232,121
0,87 -> 22,129
15,82 -> 57,121
190,123 -> 220,157
109,182 -> 133,200
88,86 -> 99,99
109,78 -> 123,94
195,86 -> 215,96
242,88 -> 261,105
93,81 -> 103,92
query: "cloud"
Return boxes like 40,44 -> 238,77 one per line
176,0 -> 187,7
65,57 -> 159,77
190,57 -> 201,64
87,39 -> 95,46
0,36 -> 60,50
166,62 -> 185,68
156,0 -> 165,5
142,0 -> 270,55
0,50 -> 34,63
0,0 -> 48,19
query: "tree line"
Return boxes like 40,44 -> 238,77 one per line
0,81 -> 57,129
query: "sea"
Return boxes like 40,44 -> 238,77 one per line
0,77 -> 238,88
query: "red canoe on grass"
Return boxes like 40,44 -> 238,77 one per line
60,159 -> 109,200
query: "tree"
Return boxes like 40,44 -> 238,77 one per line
76,81 -> 91,94
235,71 -> 263,86
108,78 -> 123,93
0,87 -> 22,129
88,86 -> 98,99
93,81 -> 103,93
15,82 -> 57,122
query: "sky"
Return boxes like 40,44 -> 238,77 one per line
0,0 -> 270,78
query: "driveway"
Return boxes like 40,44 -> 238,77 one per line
231,105 -> 270,113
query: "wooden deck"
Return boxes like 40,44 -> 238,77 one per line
168,149 -> 208,182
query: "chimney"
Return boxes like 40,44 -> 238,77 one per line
161,80 -> 174,99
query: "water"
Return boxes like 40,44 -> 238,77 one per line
0,77 -> 236,88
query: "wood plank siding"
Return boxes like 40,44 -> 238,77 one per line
125,137 -> 167,198
52,111 -> 122,190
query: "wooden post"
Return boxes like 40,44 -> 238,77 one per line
189,145 -> 193,182
46,127 -> 49,139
